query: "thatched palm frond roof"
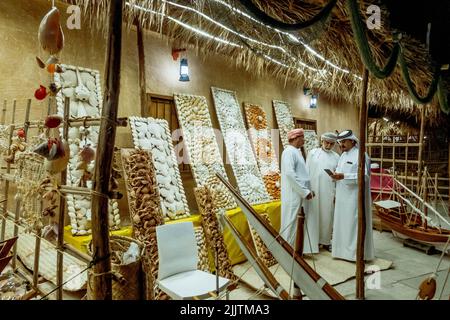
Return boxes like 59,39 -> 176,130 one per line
71,0 -> 449,124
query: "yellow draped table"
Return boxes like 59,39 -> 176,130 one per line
64,200 -> 281,265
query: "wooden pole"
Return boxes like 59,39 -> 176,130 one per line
422,167 -> 428,230
293,206 -> 305,300
136,20 -> 148,117
356,68 -> 369,300
0,100 -> 10,241
417,105 -> 425,193
1,100 -> 6,125
90,0 -> 123,300
12,100 -> 31,270
55,97 -> 70,300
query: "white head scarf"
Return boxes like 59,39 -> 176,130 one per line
337,129 -> 359,145
321,132 -> 337,142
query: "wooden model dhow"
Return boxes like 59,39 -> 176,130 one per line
374,178 -> 450,245
215,173 -> 344,300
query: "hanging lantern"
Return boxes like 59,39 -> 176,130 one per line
179,58 -> 190,82
310,94 -> 318,108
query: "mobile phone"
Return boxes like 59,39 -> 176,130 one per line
324,169 -> 333,176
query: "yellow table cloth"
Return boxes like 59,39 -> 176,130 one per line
63,200 -> 281,266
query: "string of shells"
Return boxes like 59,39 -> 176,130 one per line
173,93 -> 236,209
194,186 -> 237,281
130,117 -> 189,220
249,213 -> 277,268
55,65 -> 120,235
211,87 -> 270,205
194,226 -> 210,272
272,100 -> 295,149
120,148 -> 166,300
14,152 -> 48,232
244,103 -> 281,200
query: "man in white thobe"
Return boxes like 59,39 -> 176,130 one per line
330,130 -> 375,261
306,132 -> 339,251
280,128 -> 317,254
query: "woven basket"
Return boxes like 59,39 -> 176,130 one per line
87,235 -> 144,300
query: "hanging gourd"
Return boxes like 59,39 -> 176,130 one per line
38,7 -> 64,55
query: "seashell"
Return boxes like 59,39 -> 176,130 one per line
88,93 -> 99,107
38,7 -> 64,54
85,80 -> 96,91
79,145 -> 95,162
112,202 -> 118,209
68,127 -> 79,140
61,70 -> 77,87
62,87 -> 75,98
78,230 -> 87,235
83,103 -> 99,117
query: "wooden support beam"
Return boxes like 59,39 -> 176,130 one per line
136,21 -> 148,116
356,68 -> 369,300
90,0 -> 124,300
417,105 -> 425,192
0,100 -> 13,241
293,207 -> 305,300
56,97 -> 70,300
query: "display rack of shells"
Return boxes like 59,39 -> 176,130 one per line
243,103 -> 281,200
304,129 -> 319,155
54,64 -> 120,235
194,186 -> 237,281
211,87 -> 270,205
14,152 -> 47,232
249,213 -> 277,268
272,100 -> 295,149
129,116 -> 189,220
173,93 -> 236,210
120,148 -> 165,300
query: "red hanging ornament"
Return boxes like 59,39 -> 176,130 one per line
34,85 -> 48,100
44,114 -> 63,128
17,128 -> 26,139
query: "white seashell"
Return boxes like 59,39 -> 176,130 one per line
71,229 -> 77,235
113,208 -> 119,215
114,213 -> 120,221
71,223 -> 77,230
115,219 -> 121,226
78,230 -> 88,235
68,211 -> 76,219
68,206 -> 75,213
62,87 -> 75,98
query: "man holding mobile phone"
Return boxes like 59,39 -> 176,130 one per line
305,132 -> 339,251
330,130 -> 375,262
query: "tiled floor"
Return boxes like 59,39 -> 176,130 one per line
229,230 -> 450,300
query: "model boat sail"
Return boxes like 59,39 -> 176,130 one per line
374,174 -> 450,245
216,173 -> 344,300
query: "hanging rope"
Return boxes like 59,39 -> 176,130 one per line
398,48 -> 441,104
238,0 -> 337,31
346,0 -> 399,79
437,77 -> 450,114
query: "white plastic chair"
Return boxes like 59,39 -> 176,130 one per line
156,221 -> 231,300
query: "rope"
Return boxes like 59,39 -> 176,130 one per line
437,77 -> 450,114
398,48 -> 441,104
238,0 -> 337,31
346,0 -> 399,79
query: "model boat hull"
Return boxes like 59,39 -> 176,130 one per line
375,206 -> 450,244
